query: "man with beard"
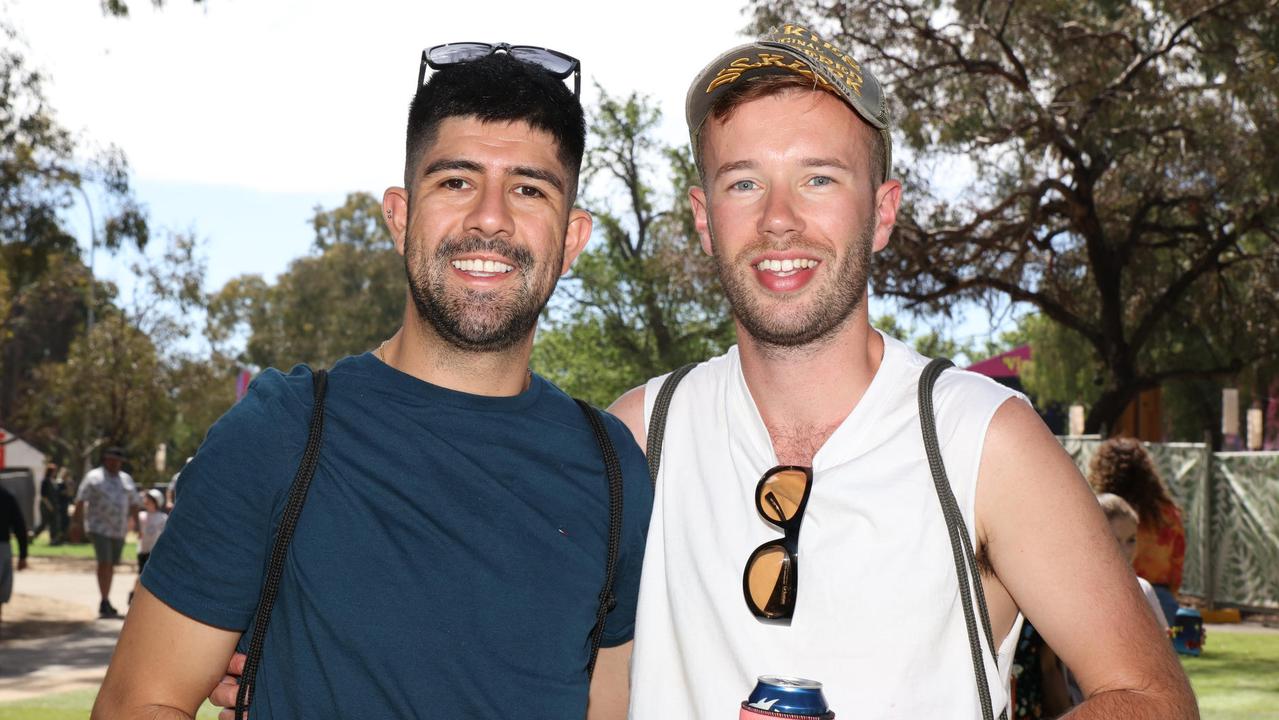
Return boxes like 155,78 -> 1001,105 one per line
94,47 -> 650,720
611,24 -> 1197,719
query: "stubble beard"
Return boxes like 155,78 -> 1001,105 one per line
712,215 -> 876,352
404,230 -> 561,354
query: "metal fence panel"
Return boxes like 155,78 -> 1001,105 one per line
1059,438 -> 1279,609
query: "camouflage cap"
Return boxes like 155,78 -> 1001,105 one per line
685,22 -> 892,182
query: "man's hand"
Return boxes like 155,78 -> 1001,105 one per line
209,652 -> 248,720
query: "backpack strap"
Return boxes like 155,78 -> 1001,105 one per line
574,398 -> 625,680
646,363 -> 697,489
237,368 -> 328,720
917,358 -> 1006,720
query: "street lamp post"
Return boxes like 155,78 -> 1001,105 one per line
73,183 -> 98,336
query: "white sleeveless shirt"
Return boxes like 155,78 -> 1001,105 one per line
630,333 -> 1025,719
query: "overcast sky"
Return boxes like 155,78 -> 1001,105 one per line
6,0 -> 751,291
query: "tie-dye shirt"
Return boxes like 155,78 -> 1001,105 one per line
1133,501 -> 1185,591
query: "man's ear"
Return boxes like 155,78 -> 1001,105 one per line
871,179 -> 903,253
559,208 -> 594,275
689,186 -> 714,256
383,187 -> 409,255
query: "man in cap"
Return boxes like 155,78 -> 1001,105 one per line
75,446 -> 140,618
609,23 -> 1197,718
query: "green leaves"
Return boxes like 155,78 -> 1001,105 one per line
749,0 -> 1279,435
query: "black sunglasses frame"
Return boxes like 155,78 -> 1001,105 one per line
419,41 -> 581,97
742,465 -> 814,623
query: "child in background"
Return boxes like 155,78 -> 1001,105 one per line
1088,438 -> 1186,624
130,489 -> 169,605
1097,492 -> 1170,634
1049,493 -> 1174,708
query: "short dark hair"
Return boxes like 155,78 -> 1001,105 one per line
695,74 -> 885,192
405,53 -> 585,202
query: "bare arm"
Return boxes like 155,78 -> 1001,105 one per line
92,585 -> 242,720
587,641 -> 632,720
607,386 -> 647,451
977,400 -> 1197,719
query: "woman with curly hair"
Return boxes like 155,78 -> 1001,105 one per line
1087,437 -> 1185,624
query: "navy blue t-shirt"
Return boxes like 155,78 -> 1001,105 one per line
143,353 -> 651,718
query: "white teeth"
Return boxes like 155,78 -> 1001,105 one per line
452,259 -> 514,274
755,258 -> 816,272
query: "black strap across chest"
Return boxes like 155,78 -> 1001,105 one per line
646,358 -> 1006,719
235,371 -> 624,719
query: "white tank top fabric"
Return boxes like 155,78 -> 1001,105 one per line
630,332 -> 1026,719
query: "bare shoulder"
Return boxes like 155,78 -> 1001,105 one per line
607,385 -> 647,453
976,399 -> 1195,712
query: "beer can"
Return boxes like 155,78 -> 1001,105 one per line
739,676 -> 835,719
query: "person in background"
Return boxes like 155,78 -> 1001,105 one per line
130,489 -> 169,605
75,446 -> 141,619
1096,492 -> 1171,633
1088,437 -> 1186,625
34,463 -> 64,544
1,483 -> 29,632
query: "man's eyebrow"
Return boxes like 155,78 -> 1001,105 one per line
422,159 -> 484,177
802,157 -> 851,171
510,165 -> 565,194
713,159 -> 755,180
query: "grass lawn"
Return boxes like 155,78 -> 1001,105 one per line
18,533 -> 139,564
0,690 -> 220,719
0,628 -> 1273,718
1183,629 -> 1279,719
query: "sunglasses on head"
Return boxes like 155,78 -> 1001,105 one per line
742,465 -> 814,624
419,41 -> 581,97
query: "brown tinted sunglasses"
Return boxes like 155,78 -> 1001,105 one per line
742,465 -> 813,623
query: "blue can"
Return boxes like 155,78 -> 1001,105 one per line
741,676 -> 835,719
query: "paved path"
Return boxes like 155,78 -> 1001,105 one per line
2,557 -> 1277,706
0,558 -> 137,702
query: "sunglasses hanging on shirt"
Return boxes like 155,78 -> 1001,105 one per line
743,465 -> 814,624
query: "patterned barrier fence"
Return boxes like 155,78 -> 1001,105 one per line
1060,438 -> 1279,610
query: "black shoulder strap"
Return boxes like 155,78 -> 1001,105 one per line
574,398 -> 624,680
646,363 -> 698,489
237,368 -> 328,720
917,358 -> 1006,720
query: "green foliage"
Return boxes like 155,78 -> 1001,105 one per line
163,353 -> 237,468
1,23 -> 150,435
747,0 -> 1279,433
207,192 -> 403,371
1018,314 -> 1103,408
533,90 -> 734,405
17,314 -> 170,484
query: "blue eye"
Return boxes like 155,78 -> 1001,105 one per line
731,179 -> 757,192
808,176 -> 833,187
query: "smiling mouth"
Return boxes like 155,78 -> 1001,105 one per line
451,259 -> 514,276
753,258 -> 819,276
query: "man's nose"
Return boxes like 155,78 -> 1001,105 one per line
464,180 -> 515,239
